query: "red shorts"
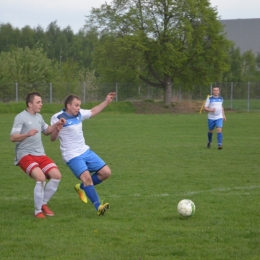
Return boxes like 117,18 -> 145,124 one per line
19,155 -> 58,176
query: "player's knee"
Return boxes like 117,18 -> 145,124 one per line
100,166 -> 111,179
105,168 -> 112,178
47,168 -> 62,180
80,171 -> 93,185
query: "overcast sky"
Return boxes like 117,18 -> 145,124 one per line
1,0 -> 260,33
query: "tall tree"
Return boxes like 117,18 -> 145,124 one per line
222,47 -> 242,82
241,50 -> 258,82
86,0 -> 231,104
0,46 -> 57,83
0,23 -> 21,51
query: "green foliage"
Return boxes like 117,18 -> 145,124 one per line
1,112 -> 260,259
86,0 -> 231,104
0,22 -> 96,70
222,47 -> 242,82
0,46 -> 58,83
0,101 -> 136,114
241,51 -> 259,82
222,48 -> 260,83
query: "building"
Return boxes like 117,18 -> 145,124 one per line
220,18 -> 260,55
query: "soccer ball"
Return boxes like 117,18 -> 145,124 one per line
177,199 -> 195,217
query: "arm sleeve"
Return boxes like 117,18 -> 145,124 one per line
80,109 -> 92,120
10,115 -> 23,135
51,114 -> 59,125
40,115 -> 48,133
204,98 -> 210,107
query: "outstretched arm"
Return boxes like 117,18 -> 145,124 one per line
90,92 -> 116,117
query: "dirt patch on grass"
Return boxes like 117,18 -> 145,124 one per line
131,100 -> 204,114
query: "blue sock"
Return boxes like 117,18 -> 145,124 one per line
208,132 -> 213,142
92,173 -> 102,186
217,133 -> 222,146
82,185 -> 100,210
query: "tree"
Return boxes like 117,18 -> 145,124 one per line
222,47 -> 242,82
85,0 -> 231,105
0,23 -> 21,52
0,46 -> 57,83
0,46 -> 59,101
241,50 -> 258,82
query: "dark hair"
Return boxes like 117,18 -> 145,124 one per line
64,94 -> 81,109
26,92 -> 41,107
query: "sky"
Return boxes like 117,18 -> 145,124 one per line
1,0 -> 260,33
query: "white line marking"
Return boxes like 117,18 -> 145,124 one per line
2,185 -> 260,201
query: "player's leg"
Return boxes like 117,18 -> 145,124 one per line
85,149 -> 111,185
216,119 -> 224,149
39,156 -> 61,216
30,168 -> 47,218
92,165 -> 111,185
86,150 -> 110,215
67,153 -> 90,203
68,150 -> 110,215
207,119 -> 215,148
78,170 -> 109,216
79,170 -> 101,209
19,155 -> 46,218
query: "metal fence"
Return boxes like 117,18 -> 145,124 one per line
0,82 -> 260,112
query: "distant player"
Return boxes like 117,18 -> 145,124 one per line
10,92 -> 66,218
204,86 -> 226,149
50,92 -> 116,216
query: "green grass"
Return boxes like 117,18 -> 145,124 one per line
1,112 -> 260,259
224,99 -> 260,112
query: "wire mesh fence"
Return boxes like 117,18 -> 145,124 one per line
0,81 -> 259,112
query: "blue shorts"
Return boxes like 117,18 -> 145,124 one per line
66,149 -> 106,179
208,118 -> 223,130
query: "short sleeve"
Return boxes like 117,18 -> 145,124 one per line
204,97 -> 210,107
39,115 -> 48,133
80,109 -> 92,120
51,114 -> 59,125
10,114 -> 23,135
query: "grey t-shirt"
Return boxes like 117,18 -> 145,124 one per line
10,110 -> 48,165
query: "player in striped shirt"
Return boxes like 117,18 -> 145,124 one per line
204,86 -> 226,149
51,92 -> 116,216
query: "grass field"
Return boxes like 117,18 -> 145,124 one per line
1,111 -> 260,260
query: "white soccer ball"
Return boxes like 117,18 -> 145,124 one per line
177,199 -> 195,217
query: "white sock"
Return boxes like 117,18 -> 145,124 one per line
43,179 -> 61,205
34,181 -> 45,215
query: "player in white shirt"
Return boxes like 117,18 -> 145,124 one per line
51,92 -> 116,216
204,86 -> 226,149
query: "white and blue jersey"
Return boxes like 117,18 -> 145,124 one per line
51,109 -> 92,163
204,96 -> 224,120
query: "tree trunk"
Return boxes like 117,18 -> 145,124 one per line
164,76 -> 173,105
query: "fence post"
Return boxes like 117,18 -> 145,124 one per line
116,82 -> 118,102
16,82 -> 18,102
247,82 -> 250,112
83,82 -> 86,103
179,85 -> 182,100
50,82 -> 52,103
230,82 -> 233,110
